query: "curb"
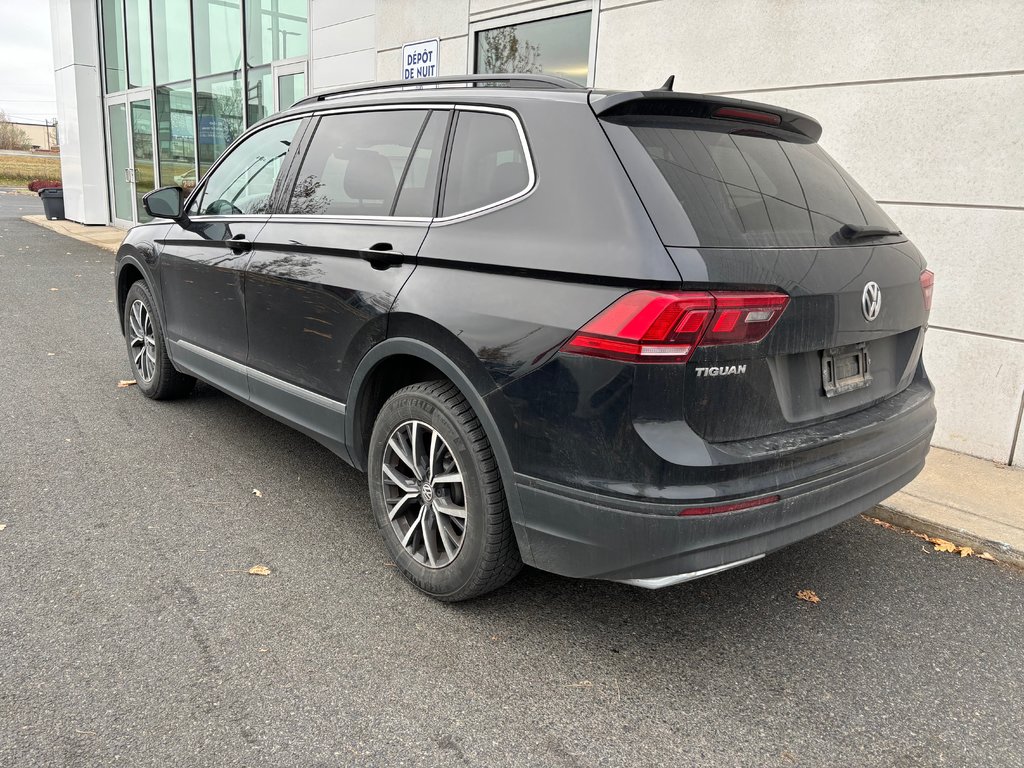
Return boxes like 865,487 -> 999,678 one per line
872,504 -> 1024,569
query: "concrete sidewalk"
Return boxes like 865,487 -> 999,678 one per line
21,214 -> 124,253
17,212 -> 1024,568
876,447 -> 1024,567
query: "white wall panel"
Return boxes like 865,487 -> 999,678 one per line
880,204 -> 1024,342
726,75 -> 1024,209
926,328 -> 1024,462
311,0 -> 374,29
377,0 -> 470,52
313,49 -> 376,90
312,15 -> 375,58
596,0 -> 1024,93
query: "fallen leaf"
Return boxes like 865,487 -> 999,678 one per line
49,287 -> 58,291
252,488 -> 263,498
929,538 -> 957,553
248,565 -> 271,576
0,524 -> 7,531
796,589 -> 821,604
958,546 -> 974,558
977,552 -> 997,562
117,379 -> 136,388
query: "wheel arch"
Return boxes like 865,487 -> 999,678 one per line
346,338 -> 534,563
115,250 -> 154,335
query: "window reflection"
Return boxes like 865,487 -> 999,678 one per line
196,73 -> 244,176
193,0 -> 242,78
246,0 -> 308,66
475,12 -> 591,85
153,0 -> 192,85
101,0 -> 126,93
156,83 -> 197,190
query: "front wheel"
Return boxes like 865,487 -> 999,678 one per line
123,280 -> 195,400
367,380 -> 522,601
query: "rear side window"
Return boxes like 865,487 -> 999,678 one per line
441,111 -> 530,218
287,110 -> 429,216
603,116 -> 899,248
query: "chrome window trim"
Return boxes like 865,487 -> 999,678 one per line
431,104 -> 536,225
187,103 -> 536,225
173,339 -> 346,415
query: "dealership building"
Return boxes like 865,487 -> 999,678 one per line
48,0 -> 1024,467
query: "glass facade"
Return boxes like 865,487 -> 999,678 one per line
196,72 -> 244,176
153,0 -> 192,85
156,83 -> 197,189
246,0 -> 308,66
99,0 -> 309,222
475,11 -> 592,85
125,0 -> 153,88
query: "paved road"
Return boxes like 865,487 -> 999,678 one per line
1,194 -> 1022,768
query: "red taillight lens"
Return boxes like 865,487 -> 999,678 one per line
712,106 -> 782,126
920,269 -> 934,311
562,290 -> 789,363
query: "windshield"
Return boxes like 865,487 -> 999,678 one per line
602,116 -> 901,248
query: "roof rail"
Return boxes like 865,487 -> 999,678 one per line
291,74 -> 581,108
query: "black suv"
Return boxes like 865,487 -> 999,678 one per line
116,74 -> 935,601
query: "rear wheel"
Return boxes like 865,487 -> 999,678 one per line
123,280 -> 195,400
367,380 -> 522,601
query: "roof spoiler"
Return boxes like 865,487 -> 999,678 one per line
589,90 -> 823,142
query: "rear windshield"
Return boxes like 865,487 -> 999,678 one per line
602,116 -> 900,248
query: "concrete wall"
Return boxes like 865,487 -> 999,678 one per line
301,0 -> 1024,466
48,0 -> 109,225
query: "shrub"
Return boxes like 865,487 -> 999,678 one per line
28,179 -> 62,192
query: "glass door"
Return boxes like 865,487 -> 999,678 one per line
272,59 -> 307,111
129,95 -> 156,222
105,90 -> 157,226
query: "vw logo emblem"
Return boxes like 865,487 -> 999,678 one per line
862,281 -> 882,322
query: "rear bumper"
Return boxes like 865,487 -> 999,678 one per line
513,418 -> 933,583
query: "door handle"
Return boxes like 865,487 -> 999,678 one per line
228,233 -> 252,253
124,168 -> 131,183
359,242 -> 405,270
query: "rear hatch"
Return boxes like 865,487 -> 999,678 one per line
593,92 -> 931,442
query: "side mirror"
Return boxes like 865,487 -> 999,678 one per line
142,186 -> 184,220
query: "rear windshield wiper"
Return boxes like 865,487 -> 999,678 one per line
839,223 -> 902,240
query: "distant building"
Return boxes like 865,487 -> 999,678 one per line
8,121 -> 58,151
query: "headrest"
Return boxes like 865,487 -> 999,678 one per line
343,150 -> 396,202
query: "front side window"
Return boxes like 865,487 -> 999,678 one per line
192,119 -> 299,216
474,11 -> 592,85
441,111 -> 529,218
287,110 -> 431,217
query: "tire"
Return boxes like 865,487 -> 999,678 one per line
367,380 -> 522,601
123,280 -> 195,400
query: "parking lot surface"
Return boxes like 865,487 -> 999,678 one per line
1,195 -> 1022,767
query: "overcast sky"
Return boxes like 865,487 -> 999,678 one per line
0,0 -> 56,124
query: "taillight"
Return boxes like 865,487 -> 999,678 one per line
920,270 -> 934,311
562,290 -> 789,363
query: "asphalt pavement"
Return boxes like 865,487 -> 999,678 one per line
1,193 -> 1022,768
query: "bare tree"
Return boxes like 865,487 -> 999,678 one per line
0,111 -> 31,151
478,26 -> 541,75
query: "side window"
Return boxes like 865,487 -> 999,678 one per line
191,119 -> 299,216
394,110 -> 449,217
287,110 -> 429,217
441,111 -> 529,218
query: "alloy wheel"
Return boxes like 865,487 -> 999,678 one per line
381,420 -> 467,569
128,299 -> 156,382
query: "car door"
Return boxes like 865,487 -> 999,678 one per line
158,118 -> 302,399
243,107 -> 450,448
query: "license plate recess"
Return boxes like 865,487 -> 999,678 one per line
822,343 -> 872,397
